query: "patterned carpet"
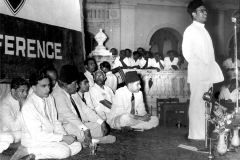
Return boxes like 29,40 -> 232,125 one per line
1,126 -> 240,160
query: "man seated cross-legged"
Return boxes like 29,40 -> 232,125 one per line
0,77 -> 33,159
11,71 -> 82,160
108,71 -> 159,131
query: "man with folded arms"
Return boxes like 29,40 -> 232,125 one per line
108,71 -> 159,131
11,71 -> 81,160
89,70 -> 115,120
0,77 -> 29,154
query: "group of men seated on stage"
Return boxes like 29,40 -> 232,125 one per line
0,57 -> 159,159
111,47 -> 188,71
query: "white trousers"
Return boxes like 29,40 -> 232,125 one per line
0,131 -> 21,153
109,113 -> 159,130
63,122 -> 104,142
188,82 -> 211,140
27,141 -> 82,159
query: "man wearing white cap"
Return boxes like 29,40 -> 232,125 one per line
107,71 -> 159,131
182,0 -> 224,140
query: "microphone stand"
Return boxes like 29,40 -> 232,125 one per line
198,88 -> 213,153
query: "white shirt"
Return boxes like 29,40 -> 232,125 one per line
84,70 -> 94,88
219,87 -> 240,102
130,59 -> 141,67
105,71 -> 117,92
182,21 -> 223,84
148,58 -> 165,70
112,57 -> 127,69
164,57 -> 179,70
222,58 -> 240,70
0,93 -> 22,132
21,92 -> 66,145
139,57 -> 147,68
89,83 -> 114,112
108,86 -> 147,120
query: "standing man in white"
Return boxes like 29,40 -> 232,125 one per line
182,0 -> 224,140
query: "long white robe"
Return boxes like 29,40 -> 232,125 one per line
182,21 -> 224,140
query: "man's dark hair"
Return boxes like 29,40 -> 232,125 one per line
43,65 -> 58,77
101,61 -> 111,70
133,51 -> 140,56
84,58 -> 97,66
11,77 -> 29,90
167,50 -> 178,57
29,70 -> 49,86
125,48 -> 132,53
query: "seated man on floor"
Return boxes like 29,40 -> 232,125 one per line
0,77 -> 29,153
89,70 -> 114,120
52,65 -> 115,145
108,71 -> 159,131
100,61 -> 118,92
72,72 -> 116,143
84,58 -> 97,88
219,78 -> 240,102
12,70 -> 81,160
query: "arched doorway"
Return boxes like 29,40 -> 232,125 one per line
149,28 -> 182,57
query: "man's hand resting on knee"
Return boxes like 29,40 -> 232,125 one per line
133,114 -> 151,122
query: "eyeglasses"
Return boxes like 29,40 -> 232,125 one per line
196,9 -> 208,13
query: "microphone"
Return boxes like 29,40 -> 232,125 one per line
231,10 -> 240,24
203,87 -> 213,102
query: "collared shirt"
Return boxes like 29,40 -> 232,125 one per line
112,56 -> 128,69
130,59 -> 141,67
84,70 -> 94,88
60,89 -> 88,131
108,86 -> 147,120
148,58 -> 165,70
21,92 -> 66,143
89,83 -> 114,111
182,20 -> 223,84
164,57 -> 179,70
0,93 -> 22,132
139,57 -> 147,68
105,71 -> 117,92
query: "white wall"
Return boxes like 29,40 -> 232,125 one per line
0,0 -> 82,31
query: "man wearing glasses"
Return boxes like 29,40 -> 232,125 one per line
182,0 -> 224,140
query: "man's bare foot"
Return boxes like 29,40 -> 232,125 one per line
10,145 -> 29,160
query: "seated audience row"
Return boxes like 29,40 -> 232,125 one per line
111,48 -> 187,71
0,61 -> 159,159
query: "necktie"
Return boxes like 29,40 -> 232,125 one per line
70,96 -> 82,121
130,93 -> 135,115
82,94 -> 87,104
159,61 -> 164,69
